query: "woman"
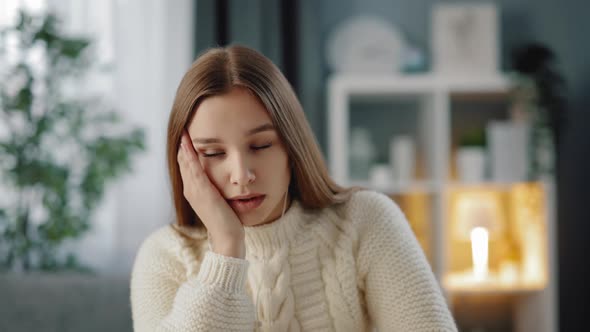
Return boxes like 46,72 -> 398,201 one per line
130,45 -> 457,331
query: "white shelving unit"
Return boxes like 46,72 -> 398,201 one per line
327,73 -> 557,332
328,73 -> 511,195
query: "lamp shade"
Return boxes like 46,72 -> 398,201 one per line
452,190 -> 505,240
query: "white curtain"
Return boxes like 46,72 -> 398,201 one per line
44,0 -> 195,274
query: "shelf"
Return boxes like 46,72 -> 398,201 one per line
328,73 -> 512,96
443,273 -> 546,295
343,180 -> 536,194
444,285 -> 546,296
346,180 -> 439,194
446,181 -> 519,191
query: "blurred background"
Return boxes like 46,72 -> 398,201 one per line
0,0 -> 588,331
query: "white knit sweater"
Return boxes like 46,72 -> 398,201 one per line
130,190 -> 457,331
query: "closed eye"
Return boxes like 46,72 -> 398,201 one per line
201,143 -> 272,158
252,143 -> 272,151
202,151 -> 224,158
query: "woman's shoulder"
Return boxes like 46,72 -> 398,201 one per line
132,224 -> 208,279
339,189 -> 404,221
138,225 -> 179,252
135,224 -> 207,265
140,224 -> 207,250
132,225 -> 179,268
329,189 -> 407,238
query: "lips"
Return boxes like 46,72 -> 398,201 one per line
227,194 -> 266,213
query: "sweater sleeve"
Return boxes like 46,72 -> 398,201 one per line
130,232 -> 255,332
354,191 -> 457,332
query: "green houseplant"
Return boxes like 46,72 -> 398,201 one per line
0,11 -> 145,272
510,43 -> 567,181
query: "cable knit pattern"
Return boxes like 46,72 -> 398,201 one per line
131,190 -> 457,331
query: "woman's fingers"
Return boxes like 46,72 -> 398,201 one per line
177,138 -> 194,188
177,130 -> 221,204
180,131 -> 205,176
178,131 -> 209,187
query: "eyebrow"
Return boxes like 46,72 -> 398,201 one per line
192,123 -> 275,144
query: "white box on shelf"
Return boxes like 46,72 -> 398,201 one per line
390,135 -> 416,186
487,121 -> 530,183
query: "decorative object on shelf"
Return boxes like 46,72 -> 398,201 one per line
369,164 -> 392,190
349,127 -> 376,180
456,128 -> 487,183
0,11 -> 145,272
431,3 -> 499,75
486,121 -> 529,183
401,43 -> 427,73
326,15 -> 406,74
510,43 -> 567,180
389,135 -> 415,187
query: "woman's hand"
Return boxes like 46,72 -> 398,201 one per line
177,130 -> 246,259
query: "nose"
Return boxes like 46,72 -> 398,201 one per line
229,154 -> 256,186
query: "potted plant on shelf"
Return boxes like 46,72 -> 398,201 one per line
0,10 -> 145,273
456,128 -> 487,183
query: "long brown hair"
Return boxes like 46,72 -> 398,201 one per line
167,45 -> 357,228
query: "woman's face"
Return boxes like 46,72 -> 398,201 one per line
187,86 -> 291,227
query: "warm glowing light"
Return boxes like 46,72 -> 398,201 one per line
444,182 -> 549,293
471,227 -> 489,281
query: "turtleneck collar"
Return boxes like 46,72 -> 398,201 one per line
243,199 -> 307,258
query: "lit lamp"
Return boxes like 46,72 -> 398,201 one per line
446,189 -> 505,289
456,191 -> 503,279
471,226 -> 489,281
